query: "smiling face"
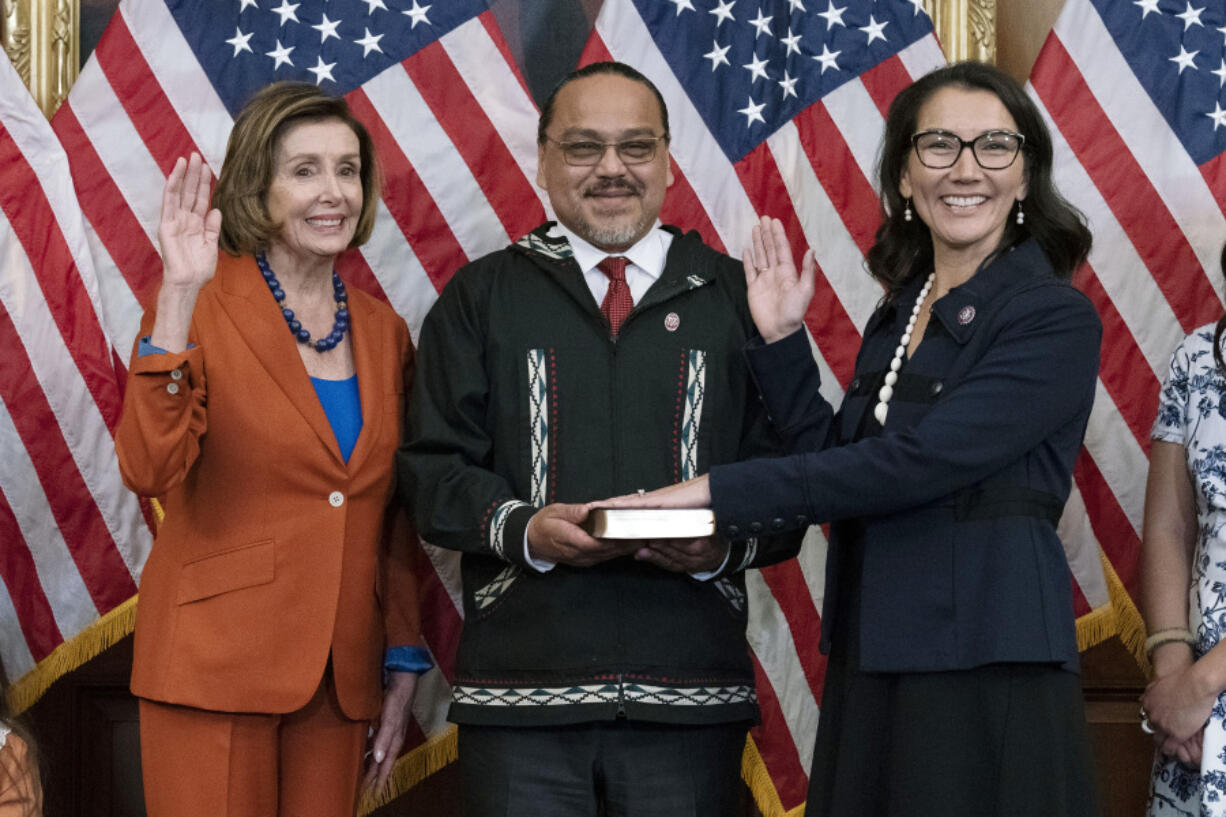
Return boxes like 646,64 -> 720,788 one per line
264,117 -> 363,265
536,73 -> 674,253
899,86 -> 1028,268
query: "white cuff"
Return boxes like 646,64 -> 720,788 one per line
524,529 -> 556,573
689,544 -> 731,581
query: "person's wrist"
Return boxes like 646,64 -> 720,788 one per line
156,279 -> 202,311
525,510 -> 543,558
761,321 -> 801,345
1190,654 -> 1225,701
1151,642 -> 1193,677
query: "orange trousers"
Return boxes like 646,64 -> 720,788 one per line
139,671 -> 367,817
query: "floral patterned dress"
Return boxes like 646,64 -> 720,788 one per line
1149,323 -> 1226,816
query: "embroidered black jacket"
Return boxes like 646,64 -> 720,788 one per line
399,223 -> 803,726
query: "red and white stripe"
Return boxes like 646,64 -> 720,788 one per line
1031,0 -> 1226,623
0,47 -> 149,681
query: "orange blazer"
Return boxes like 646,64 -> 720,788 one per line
115,253 -> 422,720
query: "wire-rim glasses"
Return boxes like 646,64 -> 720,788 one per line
544,135 -> 668,166
911,129 -> 1025,170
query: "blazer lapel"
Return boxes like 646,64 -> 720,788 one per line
344,293 -> 384,474
215,254 -> 345,466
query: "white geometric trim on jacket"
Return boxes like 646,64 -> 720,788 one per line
474,564 -> 522,611
515,230 -> 574,262
680,349 -> 707,481
489,499 -> 531,560
735,537 -> 759,572
713,578 -> 747,614
527,348 -> 549,507
452,681 -> 756,708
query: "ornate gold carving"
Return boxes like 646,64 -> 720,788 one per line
1,0 -> 78,118
1,0 -> 32,88
49,0 -> 77,113
927,0 -> 997,64
967,0 -> 997,54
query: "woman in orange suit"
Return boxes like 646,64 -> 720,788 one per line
114,82 -> 430,817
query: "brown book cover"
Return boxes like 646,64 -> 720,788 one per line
582,508 -> 716,539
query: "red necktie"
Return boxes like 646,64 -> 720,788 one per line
598,256 -> 633,338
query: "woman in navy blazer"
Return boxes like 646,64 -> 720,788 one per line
608,62 -> 1102,816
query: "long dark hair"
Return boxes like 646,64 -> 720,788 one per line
868,62 -> 1091,295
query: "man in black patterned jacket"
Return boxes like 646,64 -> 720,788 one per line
399,61 -> 803,817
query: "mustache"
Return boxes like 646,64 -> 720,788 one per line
583,179 -> 642,197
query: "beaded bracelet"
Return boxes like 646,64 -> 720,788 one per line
1144,627 -> 1196,657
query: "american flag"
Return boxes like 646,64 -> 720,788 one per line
0,46 -> 148,711
1029,0 -> 1226,673
0,0 -> 1153,814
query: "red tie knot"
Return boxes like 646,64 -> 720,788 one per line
598,256 -> 629,283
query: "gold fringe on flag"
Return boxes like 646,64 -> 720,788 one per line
5,499 -> 163,715
1073,546 -> 1147,672
742,733 -> 806,817
6,594 -> 138,716
358,723 -> 458,815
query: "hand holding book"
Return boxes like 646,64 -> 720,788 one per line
589,476 -> 726,573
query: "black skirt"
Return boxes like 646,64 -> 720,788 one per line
805,530 -> 1102,817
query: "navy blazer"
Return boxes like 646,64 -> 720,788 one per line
710,240 -> 1101,673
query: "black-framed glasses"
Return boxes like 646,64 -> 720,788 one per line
544,135 -> 668,166
911,129 -> 1025,170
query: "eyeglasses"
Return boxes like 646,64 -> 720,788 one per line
911,129 -> 1025,170
544,135 -> 668,166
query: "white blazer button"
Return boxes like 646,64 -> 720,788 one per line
166,382 -> 180,395
170,368 -> 183,381
328,491 -> 344,507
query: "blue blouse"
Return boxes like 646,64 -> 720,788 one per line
310,375 -> 362,463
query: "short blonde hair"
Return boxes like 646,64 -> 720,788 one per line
212,82 -> 381,256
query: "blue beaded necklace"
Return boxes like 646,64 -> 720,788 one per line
256,252 -> 350,353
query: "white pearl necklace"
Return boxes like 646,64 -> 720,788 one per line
873,272 -> 935,426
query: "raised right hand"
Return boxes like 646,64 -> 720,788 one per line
742,216 -> 816,344
158,153 -> 222,291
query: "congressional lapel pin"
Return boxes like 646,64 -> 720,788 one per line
957,305 -> 976,325
664,312 -> 680,332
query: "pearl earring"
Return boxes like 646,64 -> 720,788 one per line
1015,201 -> 1025,225
903,199 -> 912,222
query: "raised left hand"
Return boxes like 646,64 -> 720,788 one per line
363,670 -> 419,795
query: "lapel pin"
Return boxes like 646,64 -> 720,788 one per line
957,305 -> 976,325
664,312 -> 680,332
